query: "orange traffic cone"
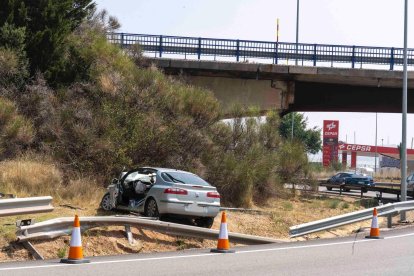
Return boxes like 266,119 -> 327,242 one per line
365,208 -> 382,239
211,212 -> 235,253
61,215 -> 90,263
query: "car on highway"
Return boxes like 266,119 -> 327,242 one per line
406,173 -> 414,191
326,172 -> 374,191
100,167 -> 220,228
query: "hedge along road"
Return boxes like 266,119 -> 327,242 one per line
1,226 -> 414,275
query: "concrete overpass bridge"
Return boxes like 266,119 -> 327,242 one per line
109,33 -> 414,114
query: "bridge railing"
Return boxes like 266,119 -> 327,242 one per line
107,33 -> 414,70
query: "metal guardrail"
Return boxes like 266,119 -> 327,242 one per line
0,196 -> 54,217
107,32 -> 414,70
289,201 -> 414,237
16,216 -> 281,245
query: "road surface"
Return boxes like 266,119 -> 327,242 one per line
1,227 -> 414,275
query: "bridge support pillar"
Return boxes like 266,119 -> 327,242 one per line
271,80 -> 295,111
187,77 -> 292,114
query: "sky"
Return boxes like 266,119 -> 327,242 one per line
95,0 -> 414,163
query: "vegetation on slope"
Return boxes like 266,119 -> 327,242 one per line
0,1 -> 320,207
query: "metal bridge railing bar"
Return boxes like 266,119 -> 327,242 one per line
108,33 -> 414,70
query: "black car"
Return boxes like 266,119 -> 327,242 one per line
326,172 -> 374,191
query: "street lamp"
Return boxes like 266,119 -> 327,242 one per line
401,0 -> 408,221
295,0 -> 300,66
375,113 -> 378,173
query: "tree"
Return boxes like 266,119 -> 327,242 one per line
279,112 -> 322,154
0,0 -> 95,85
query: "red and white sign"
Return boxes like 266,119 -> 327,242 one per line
323,120 -> 339,138
323,120 -> 339,167
338,143 -> 372,153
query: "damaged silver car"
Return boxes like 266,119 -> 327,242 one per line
100,167 -> 220,228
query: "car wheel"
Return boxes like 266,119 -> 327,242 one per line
100,193 -> 113,211
345,188 -> 351,192
194,217 -> 214,228
145,198 -> 159,217
327,187 -> 332,191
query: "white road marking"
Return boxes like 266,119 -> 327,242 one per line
2,231 -> 414,271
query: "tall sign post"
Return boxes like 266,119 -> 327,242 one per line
322,120 -> 339,167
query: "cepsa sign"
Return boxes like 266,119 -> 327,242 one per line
323,120 -> 339,138
338,143 -> 373,152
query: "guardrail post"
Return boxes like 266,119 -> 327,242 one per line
339,185 -> 343,196
351,45 -> 356,68
198,37 -> 201,60
120,33 -> 124,48
313,44 -> 317,66
159,35 -> 163,58
387,215 -> 392,228
236,40 -> 240,62
390,47 -> 395,70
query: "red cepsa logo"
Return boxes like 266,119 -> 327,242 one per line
323,120 -> 339,138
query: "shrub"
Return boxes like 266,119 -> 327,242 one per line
203,109 -> 280,207
0,97 -> 34,159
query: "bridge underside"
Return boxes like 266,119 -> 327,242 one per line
145,58 -> 414,115
292,82 -> 414,113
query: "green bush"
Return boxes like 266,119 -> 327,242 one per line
203,109 -> 280,207
0,97 -> 34,159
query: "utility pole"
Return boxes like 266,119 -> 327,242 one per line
276,18 -> 280,43
295,0 -> 299,66
375,113 -> 378,173
401,0 -> 408,222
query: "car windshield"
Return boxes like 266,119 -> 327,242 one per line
161,172 -> 210,186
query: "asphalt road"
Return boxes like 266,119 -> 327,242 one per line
2,227 -> 414,276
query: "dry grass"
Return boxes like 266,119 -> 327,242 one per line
0,155 -> 105,205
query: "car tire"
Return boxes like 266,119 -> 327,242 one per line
327,187 -> 332,191
100,193 -> 113,211
145,198 -> 159,218
194,217 -> 214,228
345,189 -> 351,192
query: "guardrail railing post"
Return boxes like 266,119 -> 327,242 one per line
387,215 -> 392,228
390,47 -> 395,70
313,44 -> 317,66
351,45 -> 356,68
120,33 -> 124,48
197,38 -> 201,60
236,40 -> 240,62
159,35 -> 163,58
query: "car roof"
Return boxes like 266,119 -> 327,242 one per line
140,167 -> 193,174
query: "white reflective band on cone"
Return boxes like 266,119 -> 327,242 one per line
70,227 -> 82,247
371,216 -> 378,228
219,223 -> 228,239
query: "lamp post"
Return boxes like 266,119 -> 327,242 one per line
401,0 -> 408,222
375,113 -> 378,173
295,0 -> 300,66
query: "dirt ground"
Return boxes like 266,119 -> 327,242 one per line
1,192 -> 411,262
